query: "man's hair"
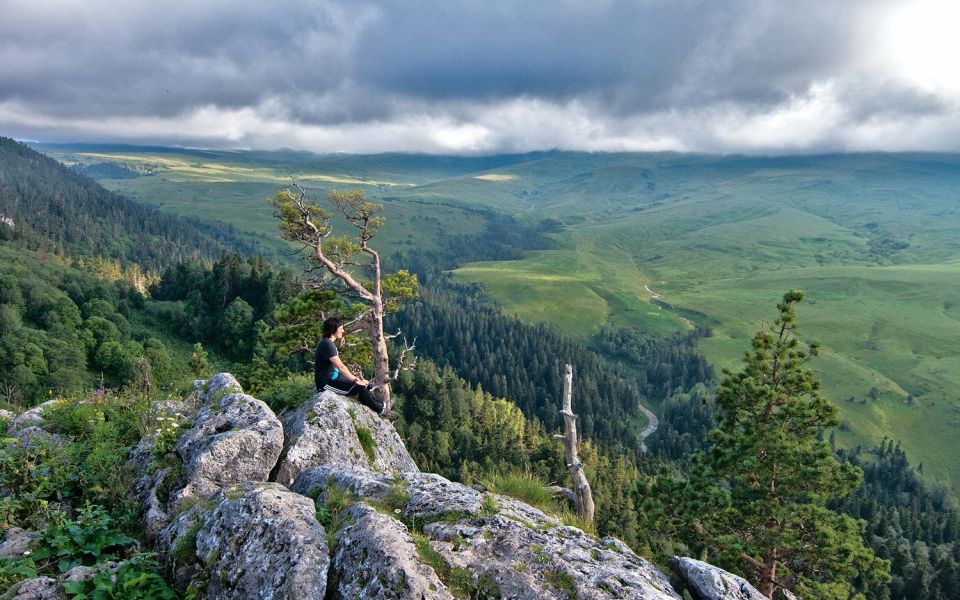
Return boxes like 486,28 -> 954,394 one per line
322,316 -> 343,338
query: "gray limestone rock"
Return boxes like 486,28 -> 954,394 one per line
273,391 -> 418,486
670,557 -> 767,600
329,503 -> 454,599
9,400 -> 58,434
314,464 -> 680,600
125,436 -> 175,543
170,390 -> 283,512
291,464 -> 395,501
10,427 -> 63,447
4,577 -> 63,600
193,483 -> 329,600
0,528 -> 39,558
155,500 -> 212,592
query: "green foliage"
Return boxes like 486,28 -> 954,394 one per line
32,505 -> 135,572
544,569 -> 576,599
62,554 -> 178,600
190,343 -> 209,378
0,557 -> 38,590
257,372 -> 314,414
662,292 -> 890,597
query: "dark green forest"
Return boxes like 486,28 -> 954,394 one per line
0,139 -> 956,599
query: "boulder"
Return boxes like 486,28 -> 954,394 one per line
273,391 -> 418,486
0,408 -> 15,423
670,557 -> 767,600
0,527 -> 39,558
192,483 -> 329,599
170,386 -> 283,512
329,503 -> 454,599
10,427 -> 63,447
310,464 -> 680,600
4,577 -> 63,600
291,463 -> 395,501
126,436 -> 176,542
9,400 -> 58,434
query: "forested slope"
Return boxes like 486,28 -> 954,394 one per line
0,137 -> 255,271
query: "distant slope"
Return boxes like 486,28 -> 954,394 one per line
0,137 -> 255,271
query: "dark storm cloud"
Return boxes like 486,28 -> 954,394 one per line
1,0 -> 957,152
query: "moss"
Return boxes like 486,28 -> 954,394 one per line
205,548 -> 220,568
224,485 -> 244,501
173,521 -> 202,566
355,424 -> 376,463
545,569 -> 577,599
514,562 -> 527,573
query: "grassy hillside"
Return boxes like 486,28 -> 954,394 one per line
35,144 -> 960,488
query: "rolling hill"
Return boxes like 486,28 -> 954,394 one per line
34,143 -> 960,489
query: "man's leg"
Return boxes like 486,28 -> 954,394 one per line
355,385 -> 385,415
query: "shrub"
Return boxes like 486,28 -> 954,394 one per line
258,373 -> 314,415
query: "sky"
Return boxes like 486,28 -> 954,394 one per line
2,0 -> 960,155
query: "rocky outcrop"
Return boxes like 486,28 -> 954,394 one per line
8,400 -> 58,434
157,483 -> 328,599
168,376 -> 283,513
330,503 -> 454,599
129,373 -> 762,600
4,577 -> 63,600
0,528 -> 39,558
305,463 -> 681,600
0,408 -> 16,423
671,557 -> 767,600
273,390 -> 418,486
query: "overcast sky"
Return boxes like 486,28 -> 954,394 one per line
2,0 -> 959,154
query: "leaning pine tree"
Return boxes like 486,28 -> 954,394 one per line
270,185 -> 418,410
688,291 -> 889,599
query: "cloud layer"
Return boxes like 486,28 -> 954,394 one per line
2,0 -> 959,154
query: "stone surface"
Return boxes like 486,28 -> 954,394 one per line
0,408 -> 15,423
9,400 -> 58,434
170,387 -> 283,512
314,464 -> 680,600
291,463 -> 395,501
671,557 -> 767,600
126,436 -> 175,542
10,427 -> 63,447
273,391 -> 418,486
155,500 -> 211,592
193,483 -> 329,600
5,577 -> 63,600
0,527 -> 39,558
330,503 -> 454,599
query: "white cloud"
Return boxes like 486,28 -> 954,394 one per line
2,0 -> 960,153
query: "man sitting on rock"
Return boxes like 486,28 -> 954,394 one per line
315,316 -> 399,421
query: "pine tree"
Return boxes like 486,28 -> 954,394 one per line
691,291 -> 890,598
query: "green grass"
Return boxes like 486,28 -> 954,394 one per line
480,469 -> 560,514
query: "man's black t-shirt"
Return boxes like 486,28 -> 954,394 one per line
314,338 -> 339,387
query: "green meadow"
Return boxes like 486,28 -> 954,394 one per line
39,144 -> 960,489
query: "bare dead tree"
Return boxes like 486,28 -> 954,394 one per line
553,364 -> 595,522
271,184 -> 418,410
